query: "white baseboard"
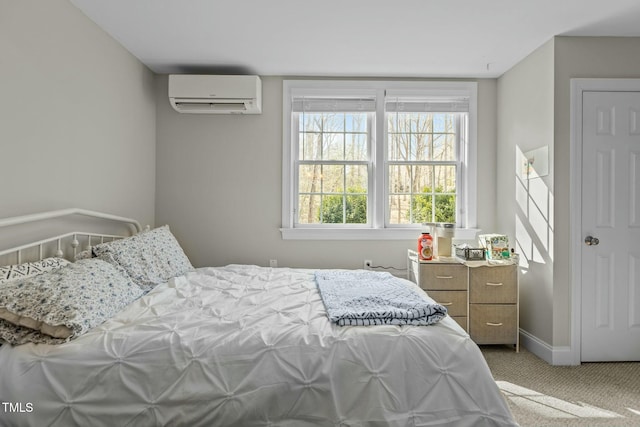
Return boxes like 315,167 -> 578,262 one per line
519,329 -> 577,366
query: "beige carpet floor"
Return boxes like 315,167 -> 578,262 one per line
480,346 -> 640,427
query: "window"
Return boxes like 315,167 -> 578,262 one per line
386,94 -> 469,226
295,97 -> 375,226
282,80 -> 477,240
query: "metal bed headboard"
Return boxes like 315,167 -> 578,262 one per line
0,208 -> 144,265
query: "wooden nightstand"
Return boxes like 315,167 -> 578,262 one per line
408,250 -> 519,351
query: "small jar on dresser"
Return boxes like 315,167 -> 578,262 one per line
408,250 -> 519,351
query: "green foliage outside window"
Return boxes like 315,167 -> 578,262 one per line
411,187 -> 456,223
320,187 -> 367,224
318,186 -> 455,224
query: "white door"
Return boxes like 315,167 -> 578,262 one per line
581,91 -> 640,362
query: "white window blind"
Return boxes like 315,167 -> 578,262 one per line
291,97 -> 377,113
385,93 -> 470,113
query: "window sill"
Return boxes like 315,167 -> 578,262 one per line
280,227 -> 480,241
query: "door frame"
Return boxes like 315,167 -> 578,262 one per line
570,78 -> 640,365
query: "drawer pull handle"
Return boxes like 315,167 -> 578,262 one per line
441,302 -> 453,306
436,275 -> 454,279
485,282 -> 503,286
486,322 -> 503,327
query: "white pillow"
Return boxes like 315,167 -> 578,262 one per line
92,225 -> 193,291
0,258 -> 144,340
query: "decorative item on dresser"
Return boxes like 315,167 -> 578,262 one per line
408,249 -> 520,351
0,210 -> 518,426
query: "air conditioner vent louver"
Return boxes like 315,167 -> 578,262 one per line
173,101 -> 250,112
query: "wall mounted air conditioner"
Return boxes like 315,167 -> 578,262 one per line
168,74 -> 262,114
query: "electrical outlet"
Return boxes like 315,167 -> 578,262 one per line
269,259 -> 278,267
364,259 -> 372,270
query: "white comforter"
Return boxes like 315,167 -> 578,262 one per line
0,265 -> 517,426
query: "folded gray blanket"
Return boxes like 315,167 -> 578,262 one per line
315,270 -> 447,326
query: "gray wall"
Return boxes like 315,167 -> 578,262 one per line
155,76 -> 499,269
497,39 -> 555,345
0,0 -> 156,237
497,36 -> 640,357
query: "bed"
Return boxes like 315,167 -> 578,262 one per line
0,209 -> 517,427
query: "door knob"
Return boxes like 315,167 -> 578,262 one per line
585,235 -> 600,246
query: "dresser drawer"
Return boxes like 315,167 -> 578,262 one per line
469,304 -> 517,344
428,290 -> 467,317
420,263 -> 467,290
469,266 -> 517,304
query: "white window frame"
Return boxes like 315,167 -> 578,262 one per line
281,80 -> 478,240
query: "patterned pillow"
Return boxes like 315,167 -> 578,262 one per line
74,249 -> 93,261
0,257 -> 71,284
0,258 -> 144,340
92,225 -> 193,291
0,318 -> 66,346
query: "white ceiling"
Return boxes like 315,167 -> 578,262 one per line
70,0 -> 640,78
